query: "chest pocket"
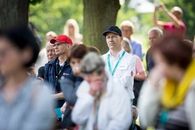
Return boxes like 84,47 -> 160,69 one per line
114,65 -> 129,77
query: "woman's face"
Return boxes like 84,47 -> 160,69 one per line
70,58 -> 81,75
153,51 -> 181,80
68,24 -> 75,35
0,37 -> 28,76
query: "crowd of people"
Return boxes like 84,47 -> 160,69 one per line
0,4 -> 195,130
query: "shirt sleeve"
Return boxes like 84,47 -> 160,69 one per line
135,56 -> 145,74
134,43 -> 143,60
60,77 -> 80,106
72,82 -> 94,125
21,84 -> 55,130
138,80 -> 162,128
185,82 -> 195,130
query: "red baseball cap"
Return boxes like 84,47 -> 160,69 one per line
50,34 -> 73,45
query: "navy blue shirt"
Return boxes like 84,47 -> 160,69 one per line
44,58 -> 74,107
146,48 -> 155,73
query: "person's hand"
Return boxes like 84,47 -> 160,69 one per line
155,4 -> 164,12
148,64 -> 165,88
89,81 -> 103,97
72,65 -> 81,76
60,103 -> 66,113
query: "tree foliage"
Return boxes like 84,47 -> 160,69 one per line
29,0 -> 195,48
29,0 -> 83,44
164,0 -> 195,39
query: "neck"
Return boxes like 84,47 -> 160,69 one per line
58,54 -> 67,64
174,69 -> 185,83
110,48 -> 122,57
5,69 -> 28,90
69,33 -> 75,38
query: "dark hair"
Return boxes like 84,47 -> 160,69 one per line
69,44 -> 88,60
151,36 -> 193,70
87,46 -> 101,54
0,25 -> 40,68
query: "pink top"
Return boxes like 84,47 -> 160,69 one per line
162,21 -> 186,38
135,55 -> 145,74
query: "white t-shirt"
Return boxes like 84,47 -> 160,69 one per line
102,50 -> 136,100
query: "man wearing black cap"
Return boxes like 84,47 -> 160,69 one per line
102,25 -> 136,101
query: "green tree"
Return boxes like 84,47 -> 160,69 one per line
0,0 -> 29,29
160,0 -> 195,39
29,0 -> 83,44
83,0 -> 121,53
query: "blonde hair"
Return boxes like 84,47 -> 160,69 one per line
64,19 -> 80,37
120,20 -> 135,33
45,31 -> 57,42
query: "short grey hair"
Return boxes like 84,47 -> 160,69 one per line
148,27 -> 163,37
80,52 -> 105,74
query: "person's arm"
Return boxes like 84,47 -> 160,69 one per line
120,55 -> 136,100
135,56 -> 146,80
22,85 -> 55,130
72,82 -> 94,125
60,78 -> 80,106
53,92 -> 64,100
138,80 -> 162,128
162,5 -> 181,28
134,43 -> 143,60
154,5 -> 167,27
185,83 -> 195,130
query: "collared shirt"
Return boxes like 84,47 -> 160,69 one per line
0,77 -> 54,130
72,79 -> 132,130
102,50 -> 136,100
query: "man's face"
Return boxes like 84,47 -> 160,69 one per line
46,44 -> 56,61
148,31 -> 160,46
53,42 -> 69,56
121,26 -> 133,39
84,69 -> 106,90
106,33 -> 122,51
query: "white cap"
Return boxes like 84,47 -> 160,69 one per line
171,6 -> 183,15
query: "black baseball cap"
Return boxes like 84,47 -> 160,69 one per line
102,25 -> 122,37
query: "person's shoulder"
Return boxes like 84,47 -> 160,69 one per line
76,80 -> 90,97
102,52 -> 109,57
102,52 -> 109,61
29,78 -> 54,108
46,59 -> 57,65
124,52 -> 136,63
131,39 -> 142,45
27,77 -> 53,97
